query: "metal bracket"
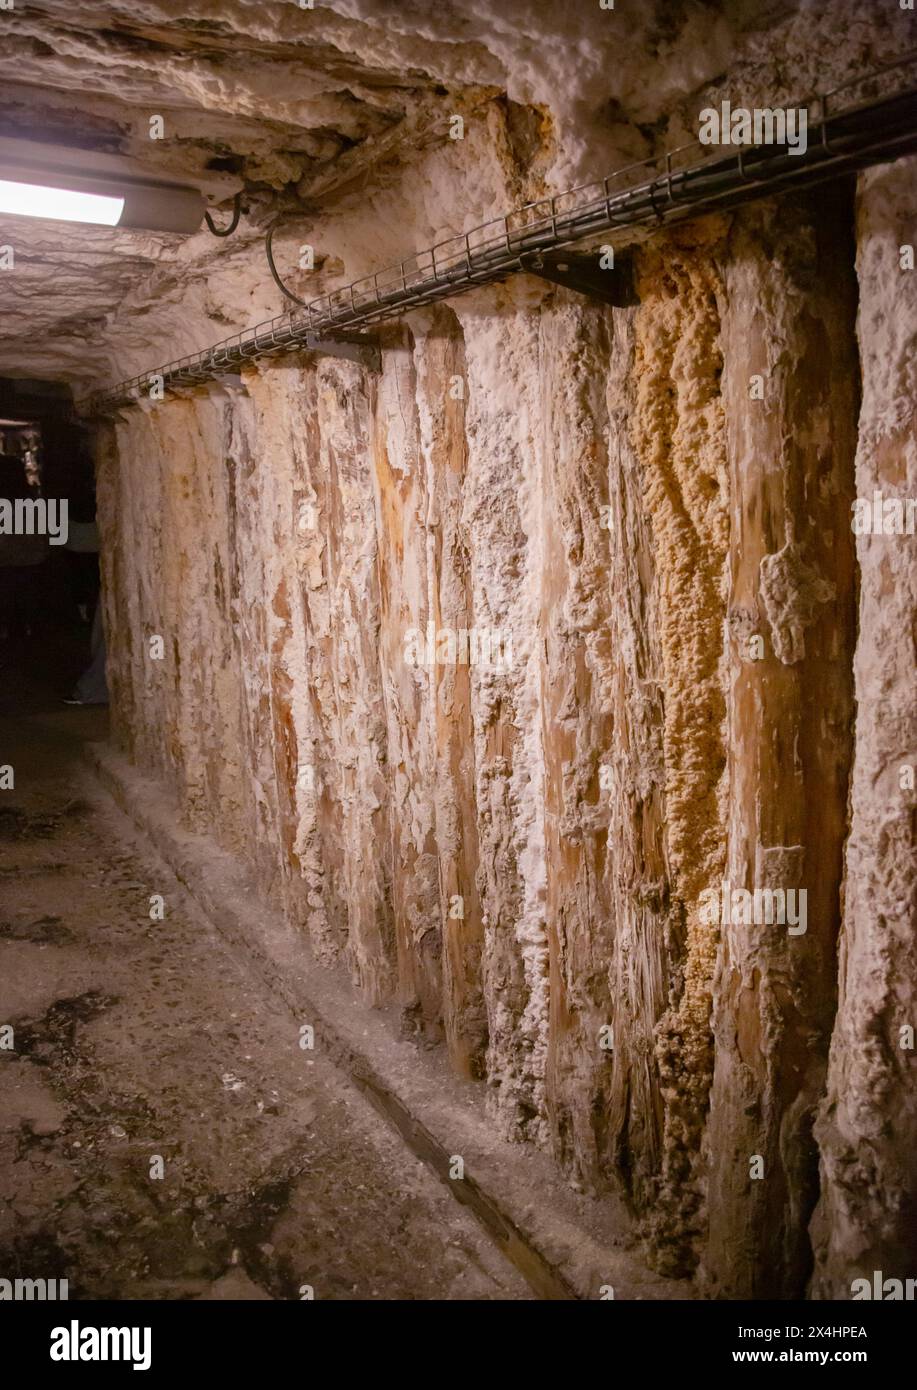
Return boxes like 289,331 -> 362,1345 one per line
300,332 -> 382,372
519,250 -> 639,307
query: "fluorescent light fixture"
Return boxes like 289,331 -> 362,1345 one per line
0,177 -> 124,226
0,137 -> 209,234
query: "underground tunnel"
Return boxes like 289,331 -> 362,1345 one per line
0,0 -> 915,1342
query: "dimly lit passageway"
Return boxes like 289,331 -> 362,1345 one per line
0,670 -> 530,1300
1,2 -> 916,1342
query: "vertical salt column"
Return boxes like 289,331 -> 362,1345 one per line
242,359 -> 396,1001
630,222 -> 729,1275
222,374 -> 296,898
538,293 -> 669,1205
811,158 -> 917,1296
413,307 -> 488,1077
311,355 -> 397,1003
94,418 -> 135,755
457,285 -> 550,1145
538,294 -> 619,1191
370,326 -> 442,1036
601,307 -> 671,1213
102,408 -> 173,781
98,393 -> 241,822
705,191 -> 858,1297
177,383 -> 251,855
226,368 -> 331,924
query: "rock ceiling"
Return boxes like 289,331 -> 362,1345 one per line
0,0 -> 906,386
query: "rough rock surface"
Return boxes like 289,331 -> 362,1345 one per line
704,191 -> 859,1297
810,156 -> 917,1299
95,159 -> 916,1288
3,1 -> 916,1296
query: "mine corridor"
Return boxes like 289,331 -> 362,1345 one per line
0,1 -> 915,1329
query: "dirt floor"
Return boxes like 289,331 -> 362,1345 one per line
0,629 -> 531,1300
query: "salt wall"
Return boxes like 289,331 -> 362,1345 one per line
95,164 -> 917,1295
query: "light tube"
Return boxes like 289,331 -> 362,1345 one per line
0,177 -> 124,226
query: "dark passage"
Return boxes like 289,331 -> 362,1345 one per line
0,379 -> 100,701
